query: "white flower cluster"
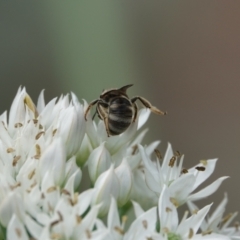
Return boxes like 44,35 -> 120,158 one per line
0,88 -> 238,240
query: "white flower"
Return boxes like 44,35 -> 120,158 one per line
92,165 -> 120,217
188,194 -> 239,240
156,185 -> 230,240
88,142 -> 112,183
139,143 -> 228,207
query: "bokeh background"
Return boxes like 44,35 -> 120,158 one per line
1,1 -> 240,215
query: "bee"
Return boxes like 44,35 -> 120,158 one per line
84,84 -> 167,136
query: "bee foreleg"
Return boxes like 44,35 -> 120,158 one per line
84,99 -> 99,121
132,102 -> 138,122
131,96 -> 167,115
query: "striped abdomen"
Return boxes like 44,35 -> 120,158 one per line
108,97 -> 133,135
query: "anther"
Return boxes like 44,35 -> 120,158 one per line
85,229 -> 91,239
52,129 -> 57,136
12,155 -> 21,166
142,220 -> 148,229
188,228 -> 194,239
170,197 -> 179,207
15,228 -> 21,237
47,186 -> 57,193
131,145 -> 138,155
6,148 -> 15,153
76,215 -> 82,224
168,156 -> 176,167
28,169 -> 36,180
166,207 -> 172,212
24,94 -> 38,118
114,226 -> 124,235
14,123 -> 23,128
61,189 -> 71,196
181,168 -> 188,174
35,131 -> 45,140
154,149 -> 162,160
195,166 -> 205,171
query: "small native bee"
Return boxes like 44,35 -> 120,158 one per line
84,84 -> 167,136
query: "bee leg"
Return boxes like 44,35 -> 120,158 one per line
84,99 -> 99,121
92,110 -> 97,120
97,103 -> 111,137
132,102 -> 138,122
131,96 -> 167,115
103,117 -> 111,137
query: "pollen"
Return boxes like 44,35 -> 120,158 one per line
200,160 -> 207,166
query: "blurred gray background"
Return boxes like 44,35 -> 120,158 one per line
1,1 -> 240,215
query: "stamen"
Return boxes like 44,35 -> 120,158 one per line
10,182 -> 21,190
61,189 -> 71,196
131,145 -> 138,155
50,233 -> 62,239
166,207 -> 172,212
195,166 -> 205,171
202,229 -> 212,235
175,150 -> 181,157
47,186 -> 57,193
15,228 -> 21,237
35,144 -> 41,156
35,131 -> 45,140
6,148 -> 15,153
162,227 -> 169,233
85,229 -> 91,239
168,156 -> 176,167
154,149 -> 162,160
200,160 -> 207,166
14,123 -> 23,128
234,221 -> 239,231
170,197 -> 179,207
30,181 -> 37,189
192,209 -> 199,214
76,215 -> 82,224
188,228 -> 194,239
114,226 -> 124,235
24,94 -> 38,118
33,119 -> 38,124
142,220 -> 148,229
28,169 -> 36,180
181,168 -> 188,174
121,215 -> 128,224
52,129 -> 57,136
12,155 -> 21,166
222,213 -> 233,224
